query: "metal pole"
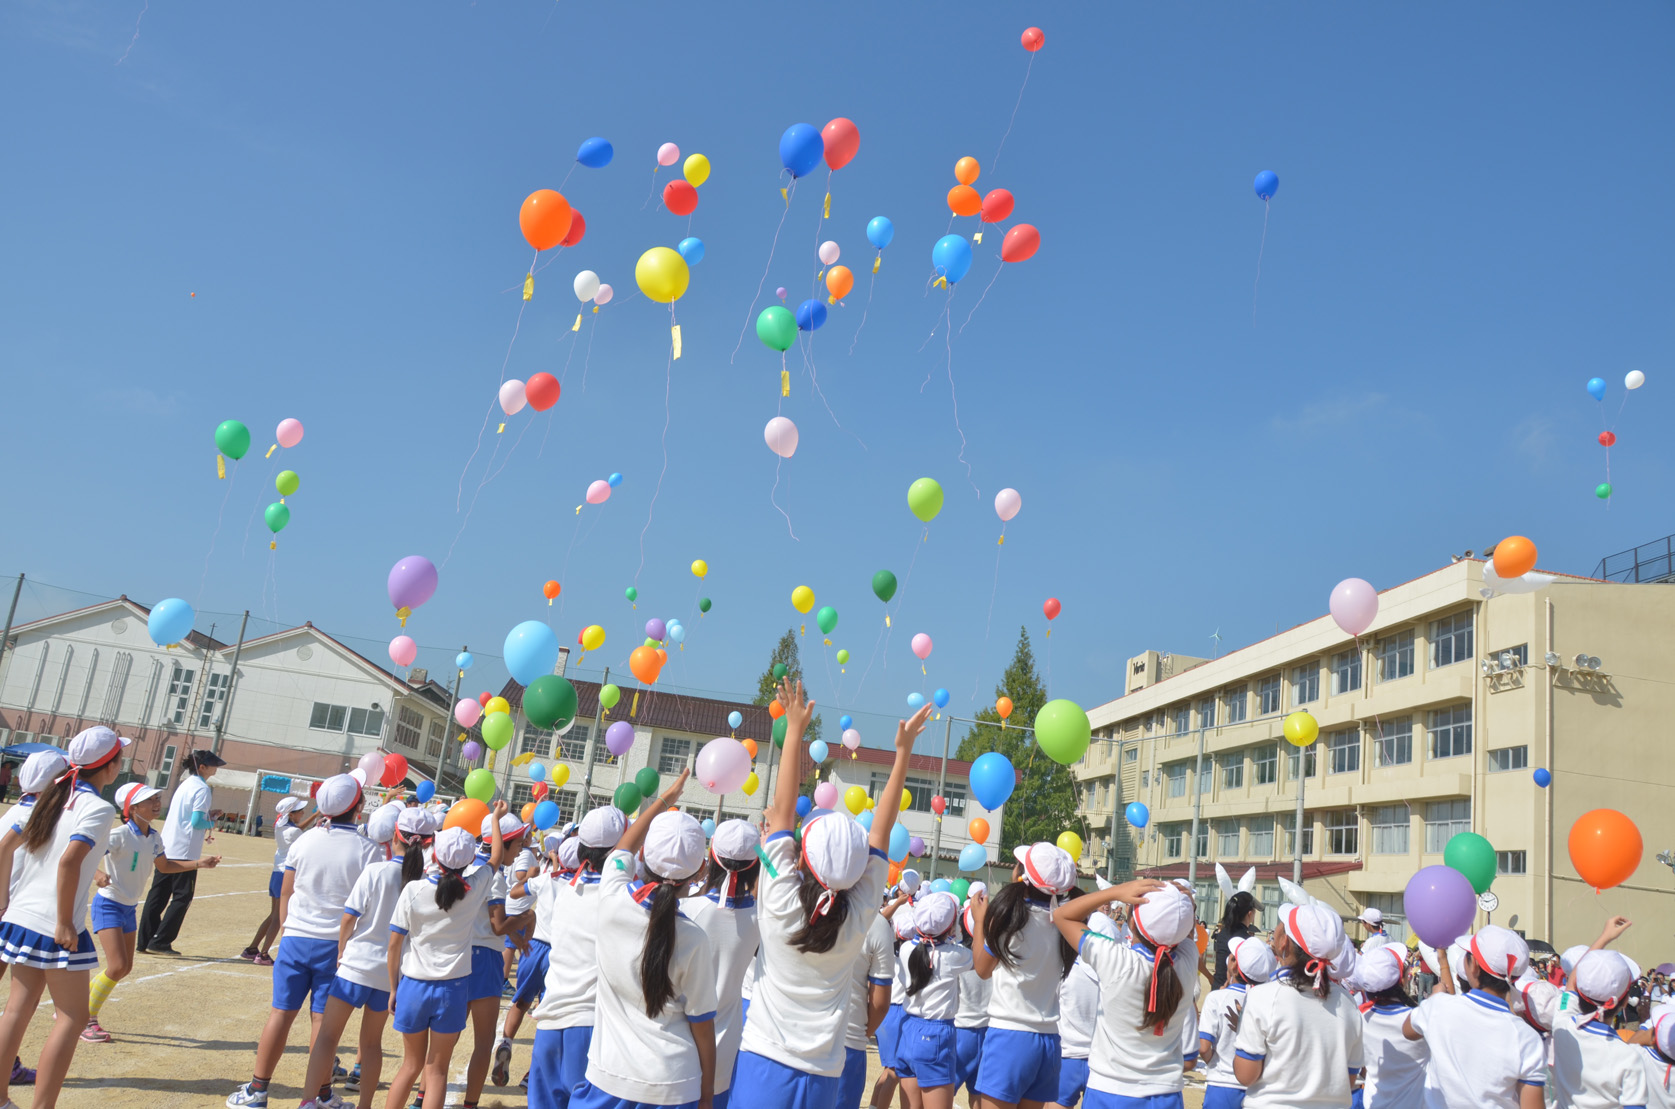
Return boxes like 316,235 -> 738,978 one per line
434,649 -> 465,792
211,610 -> 250,757
1545,598 -> 1556,940
928,715 -> 953,881
1107,739 -> 1123,883
761,734 -> 780,819
579,666 -> 609,808
1186,725 -> 1207,889
0,574 -> 23,682
244,779 -> 260,837
1293,743 -> 1308,885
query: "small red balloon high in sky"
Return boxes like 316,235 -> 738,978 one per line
1043,597 -> 1061,620
1021,27 -> 1045,52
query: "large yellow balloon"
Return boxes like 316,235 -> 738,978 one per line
844,785 -> 868,815
684,153 -> 711,187
791,585 -> 816,614
1283,710 -> 1319,748
581,624 -> 606,652
635,247 -> 690,304
1057,830 -> 1084,860
741,771 -> 760,797
550,763 -> 570,788
691,559 -> 708,579
485,696 -> 511,717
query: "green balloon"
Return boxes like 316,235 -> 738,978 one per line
772,663 -> 788,680
645,636 -> 661,648
613,782 -> 643,814
772,715 -> 788,748
907,477 -> 944,523
599,683 -> 621,710
756,305 -> 797,353
215,419 -> 251,460
1034,699 -> 1091,765
1443,832 -> 1497,894
264,503 -> 290,533
698,597 -> 712,613
816,606 -> 839,635
481,712 -> 513,750
276,470 -> 300,497
1595,482 -> 1612,500
635,767 -> 661,797
872,570 -> 898,603
464,767 -> 496,802
524,675 -> 578,731
625,586 -> 638,602
836,649 -> 850,664
951,878 -> 970,902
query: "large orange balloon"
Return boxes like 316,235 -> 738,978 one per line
954,157 -> 980,185
629,645 -> 662,684
995,697 -> 1014,721
1569,808 -> 1642,890
519,190 -> 573,252
768,701 -> 785,720
947,185 -> 982,218
825,265 -> 854,301
1493,536 -> 1539,579
968,817 -> 990,845
742,738 -> 758,759
444,798 -> 490,834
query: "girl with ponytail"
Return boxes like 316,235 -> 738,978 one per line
686,819 -> 762,1109
894,891 -> 973,1109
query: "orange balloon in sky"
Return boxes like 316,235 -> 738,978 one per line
825,265 -> 854,301
768,701 -> 786,720
1569,808 -> 1642,890
443,798 -> 490,834
519,189 -> 573,252
947,185 -> 981,218
1492,536 -> 1539,579
968,817 -> 990,845
629,646 -> 662,684
996,697 -> 1014,721
542,580 -> 561,601
954,157 -> 980,185
742,738 -> 758,759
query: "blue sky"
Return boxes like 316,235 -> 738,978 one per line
2,3 -> 1672,742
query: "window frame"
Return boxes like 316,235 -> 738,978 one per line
1292,664 -> 1320,705
1331,648 -> 1362,695
1287,744 -> 1318,780
1488,745 -> 1529,772
1282,813 -> 1314,857
1248,816 -> 1275,856
1166,762 -> 1187,798
1215,819 -> 1240,857
1429,704 -> 1473,760
1496,850 -> 1528,876
1430,611 -> 1474,669
1221,753 -> 1244,791
1253,745 -> 1278,786
657,735 -> 693,775
1163,825 -> 1184,858
1374,716 -> 1414,767
1197,697 -> 1218,730
1369,804 -> 1410,854
1323,809 -> 1359,856
1377,630 -> 1415,682
1257,675 -> 1282,716
1424,799 -> 1471,853
1327,728 -> 1360,775
1225,686 -> 1247,724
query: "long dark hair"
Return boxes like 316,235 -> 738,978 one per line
21,776 -> 74,852
1279,939 -> 1332,1000
640,872 -> 683,1018
907,939 -> 938,997
789,880 -> 850,954
1369,982 -> 1416,1009
398,832 -> 431,887
1219,891 -> 1257,934
703,855 -> 760,898
1135,940 -> 1185,1033
577,843 -> 610,875
436,863 -> 468,911
984,880 -> 1076,977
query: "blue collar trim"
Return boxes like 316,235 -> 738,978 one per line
706,891 -> 756,909
125,819 -> 153,836
1577,1019 -> 1618,1039
1467,989 -> 1510,1012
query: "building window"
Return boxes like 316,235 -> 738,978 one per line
1363,893 -> 1409,942
167,664 -> 197,726
1124,746 -> 1138,762
1260,884 -> 1283,931
310,702 -> 383,737
1424,799 -> 1471,852
1216,820 -> 1240,857
1163,825 -> 1183,858
1374,717 -> 1413,767
1198,697 -> 1217,729
657,736 -> 692,775
552,789 -> 579,825
1140,769 -> 1149,789
1194,823 -> 1209,858
158,744 -> 178,782
1166,762 -> 1187,798
1282,813 -> 1314,856
1497,850 -> 1527,875
395,706 -> 423,749
1324,810 -> 1358,855
1258,675 -> 1282,716
1488,745 -> 1528,772
1377,631 -> 1415,681
1331,649 -> 1362,695
197,671 -> 230,729
1198,759 -> 1213,795
1287,744 -> 1318,780
1222,754 -> 1244,790
427,719 -> 444,758
1253,745 -> 1278,785
348,707 -> 386,738
1429,704 -> 1472,759
1171,704 -> 1191,734
1248,816 -> 1274,856
522,723 -> 553,758
1430,612 -> 1474,669
899,777 -> 966,817
1370,804 -> 1410,854
558,725 -> 590,762
1327,729 -> 1360,774
1225,687 -> 1247,724
1293,664 -> 1320,705
309,702 -> 347,732
510,783 -> 534,805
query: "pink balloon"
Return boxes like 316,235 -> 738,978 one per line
775,287 -> 787,301
657,142 -> 681,167
388,635 -> 417,668
586,480 -> 612,505
842,728 -> 861,750
994,487 -> 1022,523
813,781 -> 838,810
462,741 -> 482,761
1329,578 -> 1379,637
454,699 -> 483,727
764,416 -> 799,459
594,283 -> 614,306
911,633 -> 933,660
696,737 -> 753,795
818,240 -> 840,266
276,418 -> 305,449
358,752 -> 385,782
499,379 -> 527,416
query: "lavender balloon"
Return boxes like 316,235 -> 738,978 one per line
909,835 -> 927,858
462,740 -> 483,761
645,618 -> 667,642
605,720 -> 636,757
1403,864 -> 1476,947
388,556 -> 439,613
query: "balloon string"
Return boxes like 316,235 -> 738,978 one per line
195,462 -> 239,607
731,177 -> 797,364
581,313 -> 598,392
919,300 -> 949,369
992,52 -> 1036,174
636,308 -> 676,583
441,434 -> 505,570
973,539 -> 1005,705
1253,201 -> 1270,323
800,328 -> 867,451
958,262 -> 1004,336
457,262 -> 535,512
557,324 -> 580,389
848,270 -> 876,356
240,456 -> 283,559
538,409 -> 554,460
944,287 -> 976,493
768,389 -> 798,541
485,411 -> 534,484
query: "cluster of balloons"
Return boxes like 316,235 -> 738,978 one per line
930,154 -> 1041,285
356,751 -> 410,790
519,189 -> 577,253
584,471 -> 624,507
214,418 -> 305,546
661,145 -> 711,216
778,118 -> 860,181
573,272 -> 613,315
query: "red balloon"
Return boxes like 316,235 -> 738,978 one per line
526,372 -> 561,412
663,180 -> 699,216
1002,224 -> 1040,263
1599,431 -> 1617,447
478,691 -> 492,706
380,753 -> 408,788
1043,597 -> 1061,620
980,189 -> 1015,224
560,210 -> 587,248
822,118 -> 860,171
532,781 -> 549,801
1021,27 -> 1045,52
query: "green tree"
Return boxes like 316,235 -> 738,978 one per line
955,626 -> 1077,854
752,627 -> 823,745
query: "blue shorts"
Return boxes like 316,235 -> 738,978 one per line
1085,1094 -> 1184,1109
975,1027 -> 1061,1106
467,944 -> 503,1002
514,937 -> 552,1007
528,1025 -> 591,1109
393,975 -> 468,1035
836,1046 -> 868,1109
1351,1091 -> 1362,1109
876,1003 -> 906,1070
896,1016 -> 957,1088
272,935 -> 338,1014
91,896 -> 137,934
1058,1057 -> 1091,1107
728,1052 -> 839,1109
328,976 -> 390,1013
268,870 -> 284,898
568,1081 -> 697,1109
1203,1087 -> 1246,1109
954,1026 -> 985,1094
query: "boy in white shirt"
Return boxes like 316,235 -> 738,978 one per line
683,819 -> 762,1109
1198,935 -> 1278,1108
1552,948 -> 1650,1108
1639,1008 -> 1675,1109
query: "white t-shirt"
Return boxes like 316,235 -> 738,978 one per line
390,868 -> 497,981
1233,978 -> 1365,1109
1638,1046 -> 1675,1109
985,901 -> 1065,1034
525,870 -> 561,947
737,830 -> 889,1078
504,849 -> 537,916
97,819 -> 165,907
1080,935 -> 1200,1098
1361,1003 -> 1428,1109
957,966 -> 993,1030
533,873 -> 603,1030
282,822 -> 382,943
1407,988 -> 1546,1109
848,912 -> 895,1050
272,819 -> 304,870
1059,957 -> 1102,1060
685,890 -> 760,1094
1,799 -> 33,896
4,784 -> 114,937
339,859 -> 406,992
584,849 -> 719,1105
160,774 -> 212,861
1550,1012 -> 1650,1108
901,938 -> 975,1022
467,851 -> 509,949
1199,983 -> 1249,1087
890,938 -> 909,1006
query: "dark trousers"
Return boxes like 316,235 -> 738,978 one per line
138,868 -> 197,950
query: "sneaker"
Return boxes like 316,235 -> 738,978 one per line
251,952 -> 275,967
80,1019 -> 113,1043
316,1094 -> 345,1109
10,1058 -> 34,1085
333,1059 -> 347,1079
518,1070 -> 529,1090
344,1064 -> 361,1092
226,1084 -> 269,1108
238,946 -> 260,961
491,1038 -> 513,1087
150,944 -> 180,956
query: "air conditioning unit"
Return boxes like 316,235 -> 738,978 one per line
146,769 -> 166,788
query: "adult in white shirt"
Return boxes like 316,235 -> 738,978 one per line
1198,936 -> 1279,1109
1351,943 -> 1427,1109
840,903 -> 895,1109
1552,947 -> 1650,1108
1359,907 -> 1394,953
684,819 -> 762,1109
241,796 -> 311,967
138,747 -> 225,954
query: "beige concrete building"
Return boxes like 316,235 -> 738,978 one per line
1073,558 -> 1675,968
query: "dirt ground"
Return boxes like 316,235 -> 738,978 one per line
2,830 -> 1206,1108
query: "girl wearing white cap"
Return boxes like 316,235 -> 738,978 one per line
731,682 -> 929,1109
1552,947 -> 1649,1107
1196,935 -> 1279,1109
228,773 -> 383,1109
243,796 -> 313,967
0,725 -> 127,1109
684,817 -> 762,1109
569,767 -> 722,1109
870,892 -> 915,1109
494,830 -> 570,1088
1047,910 -> 1105,1109
84,781 -> 221,1044
954,891 -> 993,1105
1231,903 -> 1364,1109
462,812 -> 528,1108
841,896 -> 897,1109
1351,943 -> 1426,1109
894,890 -> 975,1109
1638,1008 -> 1675,1108
383,809 -> 509,1109
0,748 -> 68,1089
967,839 -> 1081,1109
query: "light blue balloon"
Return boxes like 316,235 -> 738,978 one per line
667,623 -> 686,644
933,688 -> 950,709
1253,170 -> 1279,200
727,710 -> 743,730
931,234 -> 973,284
503,620 -> 560,686
1587,377 -> 1607,401
529,763 -> 547,782
930,878 -> 952,894
677,237 -> 705,265
415,780 -> 436,803
1126,801 -> 1150,829
576,136 -> 614,168
839,714 -> 853,731
888,822 -> 911,862
907,692 -> 926,711
809,740 -> 829,763
608,472 -> 623,487
701,818 -> 716,837
867,216 -> 895,251
147,597 -> 195,647
958,842 -> 988,871
455,651 -> 474,671
857,810 -> 874,831
969,751 -> 1017,810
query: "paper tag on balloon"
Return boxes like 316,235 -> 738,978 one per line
885,614 -> 891,627
973,232 -> 983,244
523,273 -> 534,301
631,691 -> 640,717
828,295 -> 837,305
800,624 -> 806,637
497,422 -> 505,434
873,256 -> 881,274
396,606 -> 410,627
572,313 -> 582,331
265,444 -> 277,459
216,454 -> 226,480
671,325 -> 682,360
269,540 -> 276,550
592,304 -> 599,313
780,187 -> 789,206
998,534 -> 1005,545
576,505 -> 583,515
781,369 -> 790,397
823,192 -> 831,218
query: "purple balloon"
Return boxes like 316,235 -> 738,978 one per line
388,555 -> 439,612
605,720 -> 636,757
462,740 -> 483,761
1329,577 -> 1379,638
775,286 -> 787,300
645,618 -> 667,642
1402,864 -> 1477,947
908,835 -> 926,858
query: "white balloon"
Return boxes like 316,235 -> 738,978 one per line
818,240 -> 841,266
498,379 -> 527,416
994,487 -> 1022,522
764,416 -> 799,459
1625,370 -> 1646,390
594,283 -> 614,306
573,270 -> 601,303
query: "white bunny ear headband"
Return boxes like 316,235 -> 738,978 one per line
1216,864 -> 1259,902
1277,876 -> 1328,910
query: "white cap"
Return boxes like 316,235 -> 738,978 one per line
643,811 -> 706,882
560,821 -> 580,838
115,782 -> 161,817
899,868 -> 923,894
480,812 -> 528,841
315,774 -> 363,818
1574,950 -> 1634,1009
1231,935 -> 1278,984
1131,886 -> 1196,949
891,903 -> 917,941
1447,940 -> 1470,986
1653,1007 -> 1675,1059
557,836 -> 581,871
1560,944 -> 1590,976
542,832 -> 563,851
801,813 -> 870,910
913,891 -> 959,939
710,819 -> 760,863
1362,933 -> 1395,954
67,725 -> 129,769
433,826 -> 477,870
17,750 -> 67,795
1358,907 -> 1383,926
1013,842 -> 1076,896
1351,944 -> 1405,993
1329,932 -> 1360,984
1469,926 -> 1530,983
1279,904 -> 1347,988
1518,977 -> 1562,1032
366,801 -> 404,844
276,797 -> 308,817
579,805 -> 627,848
397,807 -> 439,836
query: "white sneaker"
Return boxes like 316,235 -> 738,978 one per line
226,1085 -> 268,1108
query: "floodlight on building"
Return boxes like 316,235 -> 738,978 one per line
1587,656 -> 1602,671
1481,660 -> 1495,676
1500,651 -> 1515,671
1574,653 -> 1590,669
1544,651 -> 1562,667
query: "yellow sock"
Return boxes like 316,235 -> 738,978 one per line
88,972 -> 117,1019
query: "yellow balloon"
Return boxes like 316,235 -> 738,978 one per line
581,624 -> 606,652
865,795 -> 875,810
791,585 -> 816,614
485,696 -> 511,717
741,771 -> 760,796
1057,830 -> 1084,860
900,788 -> 913,810
635,246 -> 690,304
1283,710 -> 1320,748
684,153 -> 711,187
691,559 -> 709,579
550,763 -> 570,788
844,785 -> 868,815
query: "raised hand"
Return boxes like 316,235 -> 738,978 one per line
895,704 -> 934,754
776,678 -> 816,736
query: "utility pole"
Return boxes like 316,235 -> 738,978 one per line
0,574 -> 22,682
210,611 -> 250,757
1293,742 -> 1309,885
578,667 -> 610,810
928,715 -> 953,880
434,648 -> 466,793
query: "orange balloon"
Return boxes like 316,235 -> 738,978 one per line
742,738 -> 758,759
656,647 -> 668,665
542,580 -> 561,600
887,860 -> 903,886
947,184 -> 982,218
519,189 -> 573,252
825,265 -> 854,301
443,798 -> 489,834
968,817 -> 990,845
521,802 -> 536,824
629,645 -> 662,684
1568,808 -> 1643,890
1195,921 -> 1209,955
995,697 -> 1014,721
1493,535 -> 1539,579
768,700 -> 785,720
954,156 -> 980,185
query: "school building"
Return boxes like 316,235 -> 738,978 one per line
1071,546 -> 1675,969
